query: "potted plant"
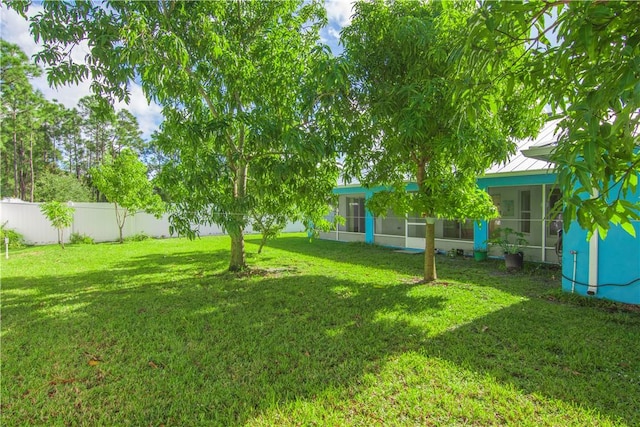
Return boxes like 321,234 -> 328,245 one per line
486,227 -> 528,270
473,245 -> 488,261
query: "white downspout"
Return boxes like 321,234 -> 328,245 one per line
335,206 -> 340,241
587,229 -> 599,295
405,215 -> 409,249
587,190 -> 599,295
541,184 -> 547,262
570,250 -> 577,293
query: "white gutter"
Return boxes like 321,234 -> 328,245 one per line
481,168 -> 555,179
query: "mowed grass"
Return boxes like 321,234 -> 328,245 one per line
1,234 -> 639,426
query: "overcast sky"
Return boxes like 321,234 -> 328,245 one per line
0,1 -> 355,140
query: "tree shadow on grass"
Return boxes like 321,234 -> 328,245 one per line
245,235 -> 423,275
3,240 -> 638,425
423,298 -> 640,425
246,235 -> 558,298
246,236 -> 640,423
2,261 -> 446,425
111,249 -> 231,277
3,249 -> 229,292
0,249 -> 230,334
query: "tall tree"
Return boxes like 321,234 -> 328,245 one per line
464,0 -> 640,239
340,0 -> 542,281
78,95 -> 116,198
23,90 -> 55,202
90,148 -> 163,243
0,41 -> 66,201
39,100 -> 67,171
114,110 -> 146,156
60,107 -> 87,179
11,0 -> 344,271
0,40 -> 42,199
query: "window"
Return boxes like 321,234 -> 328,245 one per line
345,197 -> 365,233
442,220 -> 474,240
375,209 -> 405,236
407,210 -> 426,238
520,190 -> 531,233
407,211 -> 426,224
407,224 -> 426,238
324,205 -> 336,223
461,220 -> 474,240
547,188 -> 562,236
489,193 -> 501,236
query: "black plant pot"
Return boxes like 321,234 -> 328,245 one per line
504,252 -> 524,270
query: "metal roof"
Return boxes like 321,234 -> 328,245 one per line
484,119 -> 561,176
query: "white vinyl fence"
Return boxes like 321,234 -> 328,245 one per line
0,200 -> 305,245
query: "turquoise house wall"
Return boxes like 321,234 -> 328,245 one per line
473,221 -> 490,250
562,222 -> 591,294
365,189 -> 374,244
561,184 -> 640,304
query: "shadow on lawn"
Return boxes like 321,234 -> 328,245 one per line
2,248 -> 229,292
424,299 -> 640,424
3,240 -> 639,425
2,267 -> 445,424
246,235 -> 557,297
1,249 -> 230,331
245,235 -> 425,274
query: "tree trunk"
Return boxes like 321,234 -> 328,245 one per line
115,204 -> 125,243
228,161 -> 248,271
58,227 -> 65,249
73,138 -> 80,177
229,228 -> 247,271
29,129 -> 34,202
227,91 -> 248,272
257,233 -> 268,254
18,138 -> 26,201
13,110 -> 18,198
424,217 -> 437,282
228,153 -> 248,271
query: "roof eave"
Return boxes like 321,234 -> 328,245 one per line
522,145 -> 555,162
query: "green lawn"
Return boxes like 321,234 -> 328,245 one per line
2,234 -> 639,426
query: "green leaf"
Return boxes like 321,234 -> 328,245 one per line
628,173 -> 638,190
620,220 -> 637,237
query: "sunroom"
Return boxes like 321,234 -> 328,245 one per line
320,121 -> 562,262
